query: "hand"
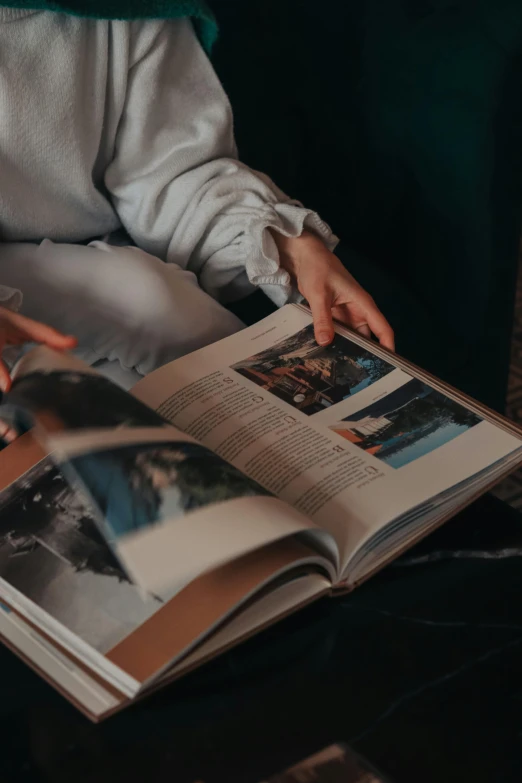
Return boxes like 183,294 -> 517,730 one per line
273,230 -> 395,351
0,417 -> 18,444
0,306 -> 77,391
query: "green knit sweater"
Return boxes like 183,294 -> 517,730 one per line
0,0 -> 217,51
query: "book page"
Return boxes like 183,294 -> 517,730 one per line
133,305 -> 522,573
0,441 -> 331,694
4,347 -> 333,595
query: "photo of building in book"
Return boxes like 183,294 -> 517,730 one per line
231,324 -> 394,415
0,457 -> 161,651
69,440 -> 271,540
330,379 -> 482,469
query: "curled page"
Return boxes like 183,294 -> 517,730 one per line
4,347 -> 331,595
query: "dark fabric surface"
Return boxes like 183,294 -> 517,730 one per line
214,0 -> 522,412
493,256 -> 522,508
2,494 -> 522,783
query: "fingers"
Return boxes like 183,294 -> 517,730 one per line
0,362 -> 11,392
0,327 -> 10,392
355,324 -> 372,340
0,337 -> 11,392
366,306 -> 395,351
0,310 -> 77,392
3,309 -> 77,350
308,292 -> 335,346
42,331 -> 78,350
327,269 -> 394,351
0,419 -> 17,443
333,299 -> 394,351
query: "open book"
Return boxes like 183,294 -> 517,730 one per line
0,303 -> 520,721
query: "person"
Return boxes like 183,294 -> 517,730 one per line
0,1 -> 394,394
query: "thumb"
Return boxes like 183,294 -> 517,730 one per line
308,292 -> 334,346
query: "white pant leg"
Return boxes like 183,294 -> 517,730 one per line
0,240 -> 244,383
91,359 -> 143,390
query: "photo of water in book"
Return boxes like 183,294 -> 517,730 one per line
0,457 -> 162,652
68,440 -> 271,540
330,378 -> 482,468
230,323 -> 394,415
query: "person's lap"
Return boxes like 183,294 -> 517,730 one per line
0,236 -> 478,399
0,239 -> 244,389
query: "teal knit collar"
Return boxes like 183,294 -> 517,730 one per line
0,0 -> 218,51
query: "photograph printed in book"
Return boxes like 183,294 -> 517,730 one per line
0,457 -> 164,652
6,369 -> 167,432
329,378 -> 482,469
230,324 -> 395,415
67,440 -> 272,541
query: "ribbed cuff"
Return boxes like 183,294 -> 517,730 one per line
245,202 -> 339,307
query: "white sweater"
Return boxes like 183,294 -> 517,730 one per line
0,9 -> 336,307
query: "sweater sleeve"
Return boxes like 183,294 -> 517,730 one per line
104,19 -> 338,306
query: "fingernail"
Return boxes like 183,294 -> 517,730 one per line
317,332 -> 330,345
